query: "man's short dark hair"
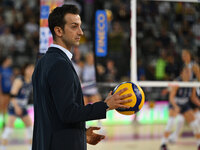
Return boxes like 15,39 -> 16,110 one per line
48,4 -> 80,40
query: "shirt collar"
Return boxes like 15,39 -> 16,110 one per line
50,44 -> 73,60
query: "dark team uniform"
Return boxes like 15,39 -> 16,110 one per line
169,77 -> 193,114
8,76 -> 32,116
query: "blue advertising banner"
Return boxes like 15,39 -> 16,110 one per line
41,5 -> 49,19
95,10 -> 107,57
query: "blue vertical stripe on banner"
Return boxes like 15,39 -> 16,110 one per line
95,10 -> 108,57
41,5 -> 49,19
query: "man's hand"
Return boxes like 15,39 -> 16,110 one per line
86,127 -> 105,145
104,88 -> 132,110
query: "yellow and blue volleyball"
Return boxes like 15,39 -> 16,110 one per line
112,82 -> 145,115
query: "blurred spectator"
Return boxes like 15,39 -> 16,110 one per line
14,33 -> 26,53
96,63 -> 106,81
84,0 -> 94,29
104,59 -> 117,82
72,46 -> 84,79
0,26 -> 15,56
22,4 -> 36,23
4,7 -> 15,26
159,27 -> 171,48
0,16 -> 6,35
82,52 -> 101,104
177,20 -> 193,49
137,59 -> 146,81
158,2 -> 170,15
24,18 -> 38,38
116,3 -> 130,22
183,3 -> 196,25
78,35 -> 91,55
192,17 -> 200,52
111,0 -> 122,21
108,21 -> 128,78
155,50 -> 167,80
82,52 -> 96,84
11,18 -> 24,34
165,55 -> 180,81
108,21 -> 125,54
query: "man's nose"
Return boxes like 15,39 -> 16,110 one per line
78,27 -> 83,36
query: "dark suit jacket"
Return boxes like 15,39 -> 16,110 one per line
32,47 -> 108,150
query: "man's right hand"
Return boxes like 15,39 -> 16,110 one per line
104,88 -> 132,110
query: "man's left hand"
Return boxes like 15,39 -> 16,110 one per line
86,127 -> 105,145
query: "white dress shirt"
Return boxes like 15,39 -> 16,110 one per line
50,44 -> 73,60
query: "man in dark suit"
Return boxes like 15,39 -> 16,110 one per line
32,4 -> 132,150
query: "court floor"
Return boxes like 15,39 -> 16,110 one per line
0,124 -> 197,150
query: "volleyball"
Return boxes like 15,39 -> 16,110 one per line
112,82 -> 145,115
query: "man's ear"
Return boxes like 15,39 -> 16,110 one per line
54,26 -> 63,37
